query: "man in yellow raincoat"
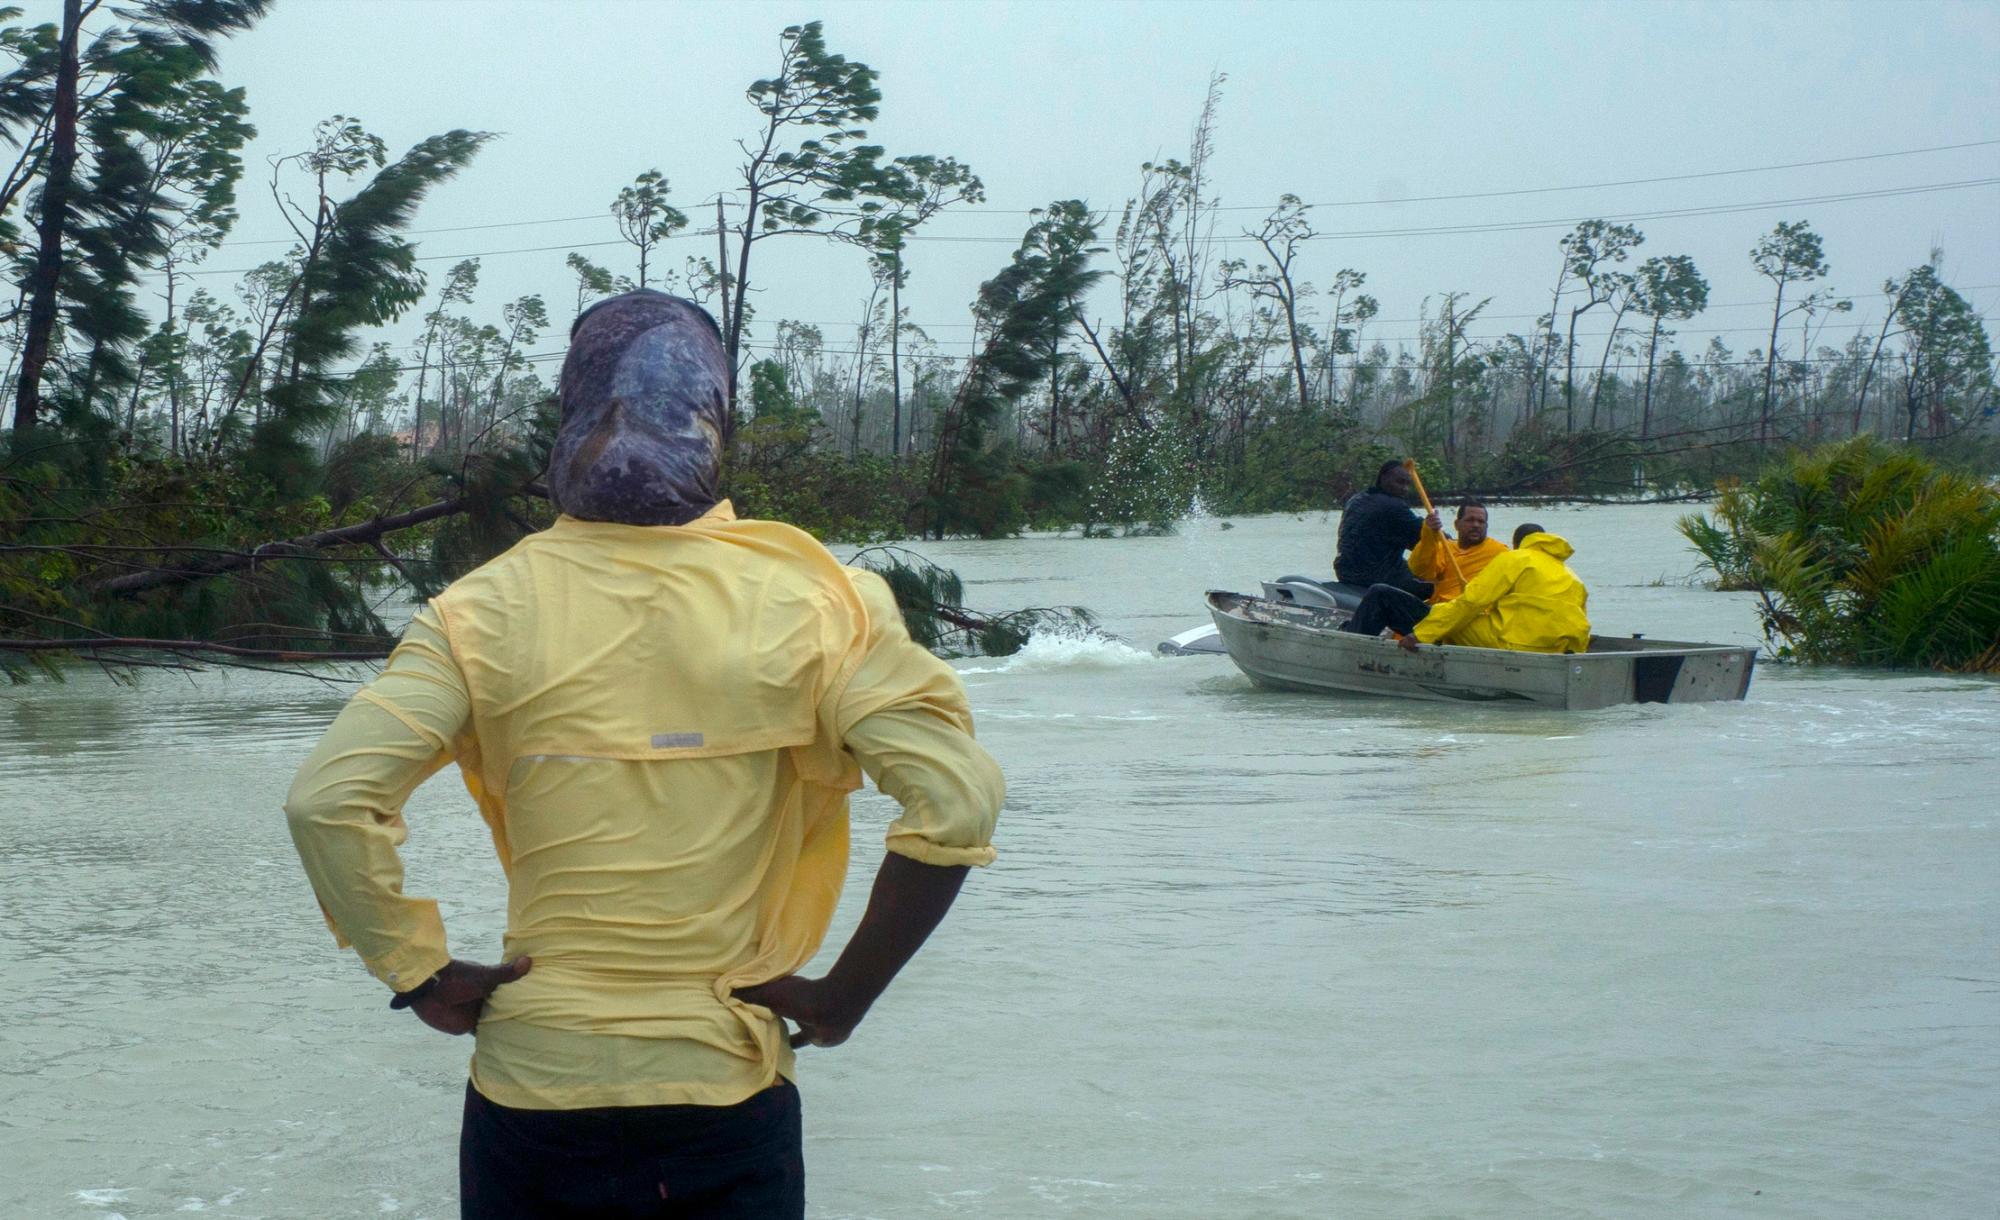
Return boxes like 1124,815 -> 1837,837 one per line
1406,522 -> 1591,653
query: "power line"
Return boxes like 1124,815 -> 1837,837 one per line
354,311 -> 1991,364
182,237 -> 630,278
177,175 -> 2000,277
203,136 -> 2000,250
958,138 -> 2000,214
218,213 -> 612,249
876,178 -> 2000,245
290,333 -> 1976,383
1291,178 -> 2000,242
293,276 -> 1996,378
735,344 -> 1969,373
1330,283 -> 2000,327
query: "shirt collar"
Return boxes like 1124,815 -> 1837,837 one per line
549,499 -> 737,534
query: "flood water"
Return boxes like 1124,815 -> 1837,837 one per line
4,504 -> 1996,1219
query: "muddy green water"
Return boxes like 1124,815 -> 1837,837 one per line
3,505 -> 1995,1218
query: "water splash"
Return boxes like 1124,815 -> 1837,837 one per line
1179,488 -> 1216,533
1086,411 -> 1196,535
956,631 -> 1157,674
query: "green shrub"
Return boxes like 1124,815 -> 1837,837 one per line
1680,437 -> 2000,671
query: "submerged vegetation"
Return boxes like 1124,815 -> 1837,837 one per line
1,9 -> 1994,675
847,546 -> 1095,657
1681,438 -> 2000,672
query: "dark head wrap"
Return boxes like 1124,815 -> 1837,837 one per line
550,290 -> 729,526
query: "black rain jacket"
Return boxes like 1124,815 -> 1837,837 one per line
1334,489 -> 1423,587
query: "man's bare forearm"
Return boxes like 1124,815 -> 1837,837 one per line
822,853 -> 968,1012
734,852 -> 969,1047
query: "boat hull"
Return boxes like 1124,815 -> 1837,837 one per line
1206,591 -> 1754,710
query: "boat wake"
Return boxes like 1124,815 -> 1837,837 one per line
956,632 -> 1157,675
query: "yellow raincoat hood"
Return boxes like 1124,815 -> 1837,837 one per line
1518,532 -> 1575,562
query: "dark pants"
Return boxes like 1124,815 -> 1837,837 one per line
460,1079 -> 804,1220
1337,566 -> 1432,602
1341,582 -> 1431,637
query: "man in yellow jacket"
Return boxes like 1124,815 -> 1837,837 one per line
1405,522 -> 1591,653
1341,501 -> 1510,638
1410,502 -> 1510,603
285,291 -> 1003,1219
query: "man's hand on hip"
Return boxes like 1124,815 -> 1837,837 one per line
401,957 -> 532,1036
733,975 -> 866,1049
733,853 -> 970,1051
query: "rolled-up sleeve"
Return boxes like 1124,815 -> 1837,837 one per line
284,606 -> 469,991
831,571 -> 1003,867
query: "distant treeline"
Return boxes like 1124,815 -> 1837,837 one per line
1,8 -> 1994,669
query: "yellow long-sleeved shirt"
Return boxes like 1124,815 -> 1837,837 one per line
1408,525 -> 1509,604
285,502 -> 1003,1110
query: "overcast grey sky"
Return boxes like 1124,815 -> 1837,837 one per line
59,0 -> 2000,375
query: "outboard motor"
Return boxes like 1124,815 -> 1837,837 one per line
1260,576 -> 1367,612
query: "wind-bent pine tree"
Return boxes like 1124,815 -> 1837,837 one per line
924,200 -> 1104,538
249,124 -> 494,487
7,0 -> 268,435
851,153 -> 982,454
1554,220 -> 1643,433
1890,264 -> 1993,441
1220,194 -> 1316,415
611,168 -> 687,289
1750,219 -> 1831,445
720,21 -> 923,428
1630,254 -> 1708,440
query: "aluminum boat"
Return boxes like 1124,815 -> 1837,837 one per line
1172,589 -> 1755,710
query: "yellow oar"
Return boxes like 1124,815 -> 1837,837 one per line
1403,459 -> 1467,588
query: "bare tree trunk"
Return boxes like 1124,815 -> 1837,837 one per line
1442,303 -> 1456,460
122,356 -> 146,442
1282,290 -> 1309,415
410,326 -> 435,452
851,279 -> 879,457
1535,267 -> 1568,416
11,0 -> 88,435
1563,305 -> 1588,433
1640,319 -> 1663,440
726,189 -> 762,432
890,252 -> 903,455
714,196 -> 732,395
1853,301 -> 1902,436
1759,281 -> 1787,445
1075,316 -> 1135,416
164,257 -> 183,456
1046,336 -> 1061,456
1589,301 -> 1630,430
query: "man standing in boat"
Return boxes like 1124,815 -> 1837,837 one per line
1333,460 -> 1432,598
284,290 -> 1004,1219
1341,500 -> 1508,639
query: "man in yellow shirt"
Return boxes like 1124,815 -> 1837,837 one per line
285,291 -> 1003,1219
1340,501 -> 1509,638
1403,522 -> 1592,653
